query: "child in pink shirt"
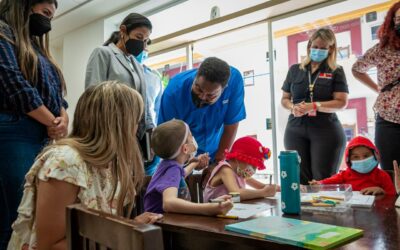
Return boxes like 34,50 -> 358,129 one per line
204,136 -> 277,202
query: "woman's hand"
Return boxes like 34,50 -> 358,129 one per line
393,160 -> 400,194
47,116 -> 68,139
292,102 -> 308,117
297,102 -> 315,114
133,212 -> 163,224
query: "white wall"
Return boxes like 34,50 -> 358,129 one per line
60,19 -> 105,126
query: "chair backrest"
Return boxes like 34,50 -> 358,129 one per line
186,173 -> 204,203
132,176 -> 153,217
67,204 -> 164,250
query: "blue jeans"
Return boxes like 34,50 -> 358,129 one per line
0,114 -> 47,249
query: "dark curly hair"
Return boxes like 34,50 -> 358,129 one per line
378,1 -> 400,49
197,57 -> 230,88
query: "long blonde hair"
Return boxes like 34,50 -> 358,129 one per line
300,28 -> 338,71
0,0 -> 66,94
40,81 -> 144,216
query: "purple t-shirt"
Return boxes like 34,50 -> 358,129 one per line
144,159 -> 191,213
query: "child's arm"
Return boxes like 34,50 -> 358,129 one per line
36,179 -> 79,250
220,167 -> 273,201
312,171 -> 346,185
184,161 -> 199,178
184,153 -> 210,177
162,187 -> 233,215
245,177 -> 277,197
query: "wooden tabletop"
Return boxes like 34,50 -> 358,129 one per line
156,195 -> 400,250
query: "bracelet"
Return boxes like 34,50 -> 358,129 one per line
289,103 -> 294,112
312,102 -> 317,111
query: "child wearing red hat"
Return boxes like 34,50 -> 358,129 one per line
310,136 -> 396,195
203,136 -> 277,202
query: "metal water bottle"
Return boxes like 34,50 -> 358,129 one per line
279,150 -> 301,214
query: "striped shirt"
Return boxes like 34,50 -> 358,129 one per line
0,20 -> 67,117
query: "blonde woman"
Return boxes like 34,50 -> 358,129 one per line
0,0 -> 68,248
8,82 -> 162,250
281,28 -> 349,185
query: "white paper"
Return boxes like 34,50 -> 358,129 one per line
348,191 -> 375,208
226,203 -> 274,219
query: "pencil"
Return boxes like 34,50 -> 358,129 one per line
319,195 -> 344,201
217,214 -> 239,219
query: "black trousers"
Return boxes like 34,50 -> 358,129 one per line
284,114 -> 346,185
375,115 -> 400,171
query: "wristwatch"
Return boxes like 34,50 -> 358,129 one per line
315,102 -> 322,110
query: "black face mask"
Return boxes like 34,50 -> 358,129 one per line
125,38 -> 144,57
395,24 -> 400,37
29,13 -> 51,37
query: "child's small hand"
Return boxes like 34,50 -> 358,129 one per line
262,184 -> 277,197
134,212 -> 163,224
308,180 -> 319,185
300,184 -> 307,193
215,200 -> 234,215
195,153 -> 210,170
360,187 -> 385,196
393,160 -> 400,194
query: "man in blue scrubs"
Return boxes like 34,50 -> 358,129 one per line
158,57 -> 246,162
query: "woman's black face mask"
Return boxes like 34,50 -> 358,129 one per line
125,38 -> 145,57
29,13 -> 52,37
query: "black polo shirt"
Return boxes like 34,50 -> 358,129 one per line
281,61 -> 349,126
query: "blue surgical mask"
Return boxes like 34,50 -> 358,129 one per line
135,50 -> 148,64
310,48 -> 329,62
351,156 -> 378,174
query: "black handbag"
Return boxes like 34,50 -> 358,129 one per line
381,77 -> 400,92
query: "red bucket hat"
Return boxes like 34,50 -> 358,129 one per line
225,136 -> 271,170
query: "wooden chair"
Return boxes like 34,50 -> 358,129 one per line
186,173 -> 204,203
131,176 -> 153,217
67,204 -> 164,250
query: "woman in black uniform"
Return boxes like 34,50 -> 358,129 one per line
281,28 -> 348,185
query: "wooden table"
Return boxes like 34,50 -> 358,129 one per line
156,195 -> 400,250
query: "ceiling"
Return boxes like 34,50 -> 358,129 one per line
50,0 -> 185,47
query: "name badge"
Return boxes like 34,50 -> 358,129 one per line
319,73 -> 333,79
223,99 -> 229,104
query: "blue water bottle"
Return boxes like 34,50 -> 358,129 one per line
279,150 -> 301,214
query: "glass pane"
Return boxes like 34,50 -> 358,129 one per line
146,47 -> 188,88
148,0 -> 271,38
272,0 -> 389,174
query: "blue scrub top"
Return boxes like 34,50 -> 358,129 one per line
158,66 -> 246,160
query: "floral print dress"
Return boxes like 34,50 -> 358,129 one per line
7,145 -> 126,250
352,43 -> 400,124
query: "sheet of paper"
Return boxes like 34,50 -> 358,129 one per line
227,203 -> 274,219
348,191 -> 375,208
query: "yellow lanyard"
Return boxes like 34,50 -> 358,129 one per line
308,70 -> 319,102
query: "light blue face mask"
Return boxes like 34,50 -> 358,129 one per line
351,155 -> 378,174
135,50 -> 148,64
310,48 -> 329,62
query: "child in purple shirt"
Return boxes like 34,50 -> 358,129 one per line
144,119 -> 233,215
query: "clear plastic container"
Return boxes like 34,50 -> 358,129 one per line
300,184 -> 353,214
